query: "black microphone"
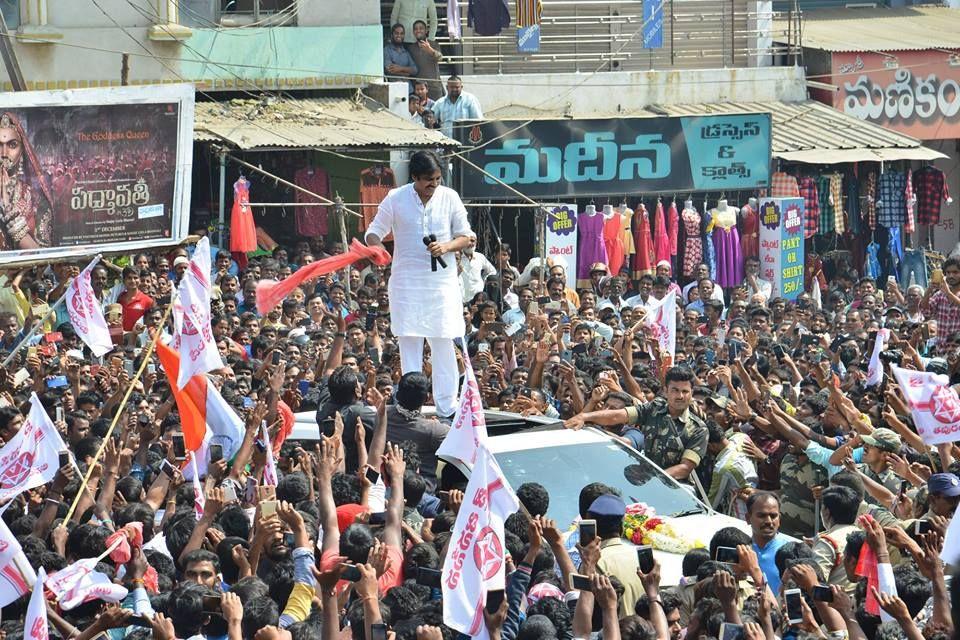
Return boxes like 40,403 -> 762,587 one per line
423,234 -> 447,271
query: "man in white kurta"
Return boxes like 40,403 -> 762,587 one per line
364,154 -> 474,417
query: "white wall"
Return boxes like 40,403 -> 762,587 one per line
460,66 -> 807,116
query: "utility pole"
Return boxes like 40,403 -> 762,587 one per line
121,53 -> 129,86
0,10 -> 25,91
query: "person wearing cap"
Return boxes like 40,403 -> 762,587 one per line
825,428 -> 903,506
585,493 -> 645,617
916,472 -> 960,522
587,262 -> 608,295
172,255 -> 189,284
681,263 -> 724,305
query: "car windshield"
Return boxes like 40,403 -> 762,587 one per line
494,439 -> 704,528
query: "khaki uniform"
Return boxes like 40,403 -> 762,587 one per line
779,453 -> 828,538
625,398 -> 708,471
596,537 -> 647,618
812,523 -> 860,594
858,463 -> 901,506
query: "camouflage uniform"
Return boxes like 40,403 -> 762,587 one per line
858,463 -> 901,506
779,452 -> 828,538
625,398 -> 708,472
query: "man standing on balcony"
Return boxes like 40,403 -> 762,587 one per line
384,24 -> 418,84
407,20 -> 444,100
364,150 -> 475,419
391,0 -> 438,44
432,75 -> 483,139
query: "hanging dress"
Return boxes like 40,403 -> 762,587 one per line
619,206 -> 636,257
703,207 -> 717,280
632,204 -> 654,279
740,202 -> 759,259
713,222 -> 744,288
681,205 -> 703,278
577,210 -> 608,288
653,200 -> 671,265
603,209 -> 626,276
667,200 -> 680,259
230,176 -> 257,258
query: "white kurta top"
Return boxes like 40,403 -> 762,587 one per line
366,183 -> 474,338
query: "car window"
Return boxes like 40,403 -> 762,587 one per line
494,440 -> 704,528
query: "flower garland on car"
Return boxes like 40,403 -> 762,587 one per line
622,503 -> 705,554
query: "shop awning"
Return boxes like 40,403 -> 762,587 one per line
648,101 -> 946,163
773,7 -> 960,52
193,96 -> 458,150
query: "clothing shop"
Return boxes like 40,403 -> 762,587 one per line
190,95 -> 457,260
785,7 -> 960,269
454,100 -> 943,300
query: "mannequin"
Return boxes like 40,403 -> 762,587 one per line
603,204 -> 626,276
681,199 -> 702,279
618,200 -> 635,258
578,203 -> 607,287
632,203 -> 654,278
741,197 -> 759,258
711,199 -> 743,288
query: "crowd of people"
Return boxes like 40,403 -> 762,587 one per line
0,211 -> 957,640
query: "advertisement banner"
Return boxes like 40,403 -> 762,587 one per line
758,197 -> 804,301
545,205 -> 578,290
831,51 -> 960,140
457,114 -> 771,199
0,85 -> 193,264
643,0 -> 664,48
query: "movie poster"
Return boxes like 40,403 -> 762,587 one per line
0,84 -> 194,264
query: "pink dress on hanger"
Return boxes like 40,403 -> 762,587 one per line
681,205 -> 703,278
653,201 -> 671,264
668,201 -> 679,258
632,204 -> 654,279
230,177 -> 257,254
603,211 -> 626,276
740,203 -> 759,259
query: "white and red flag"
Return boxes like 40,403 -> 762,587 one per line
191,456 -> 205,519
173,237 -> 224,388
644,291 -> 677,363
0,393 -> 67,504
24,567 -> 47,640
441,444 -> 519,638
65,257 -> 112,357
891,364 -> 960,445
46,558 -> 127,610
436,356 -> 487,465
0,518 -> 33,607
262,421 -> 278,487
865,329 -> 890,387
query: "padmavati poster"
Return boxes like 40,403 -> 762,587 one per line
0,84 -> 193,264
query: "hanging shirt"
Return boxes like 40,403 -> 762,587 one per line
798,177 -> 819,238
905,169 -> 916,234
864,172 -> 878,231
468,0 -> 511,35
390,0 -> 439,42
829,174 -> 845,235
816,175 -> 834,236
770,171 -> 800,198
360,167 -> 396,233
877,171 -> 907,228
293,167 -> 330,237
914,165 -> 951,225
432,92 -> 484,139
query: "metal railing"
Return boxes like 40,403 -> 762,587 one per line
381,0 -> 802,73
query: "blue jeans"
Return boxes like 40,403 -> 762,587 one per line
866,242 -> 881,279
901,248 -> 928,287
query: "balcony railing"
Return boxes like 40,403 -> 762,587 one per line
381,0 -> 802,74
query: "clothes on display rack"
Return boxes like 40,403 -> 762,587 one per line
865,242 -> 881,280
653,200 -> 671,265
816,175 -> 834,236
914,165 -> 951,225
740,199 -> 758,259
577,205 -> 608,287
711,201 -> 743,288
230,176 -> 257,259
864,172 -> 877,230
667,200 -> 679,259
846,173 -> 861,236
798,176 -> 820,238
360,166 -> 396,233
292,166 -> 330,237
702,203 -> 717,280
618,204 -> 635,256
901,247 -> 928,288
888,227 -> 903,278
770,171 -> 800,198
681,202 -> 703,278
828,174 -> 845,235
602,205 -> 626,276
877,170 -> 907,228
632,203 -> 655,279
904,169 -> 915,234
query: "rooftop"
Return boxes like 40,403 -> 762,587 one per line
774,6 -> 960,52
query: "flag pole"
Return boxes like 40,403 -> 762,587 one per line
62,292 -> 177,524
1,254 -> 102,368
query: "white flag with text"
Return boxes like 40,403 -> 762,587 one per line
441,444 -> 519,638
24,567 -> 47,640
891,364 -> 960,445
0,518 -> 32,607
65,258 -> 112,357
437,357 -> 487,465
644,291 -> 677,360
174,237 -> 224,388
0,393 -> 67,504
865,329 -> 889,387
46,558 -> 127,610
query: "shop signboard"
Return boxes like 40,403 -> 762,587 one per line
545,204 -> 578,290
758,197 -> 804,301
0,84 -> 193,265
832,51 -> 960,140
457,113 -> 771,199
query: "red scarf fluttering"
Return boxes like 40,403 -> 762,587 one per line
855,515 -> 881,615
256,239 -> 391,314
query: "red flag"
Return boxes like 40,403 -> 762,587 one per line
855,521 -> 880,615
157,340 -> 206,452
256,239 -> 391,314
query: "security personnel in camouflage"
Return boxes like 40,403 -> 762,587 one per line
564,367 -> 707,481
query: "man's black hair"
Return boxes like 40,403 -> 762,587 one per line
403,542 -> 440,576
242,596 -> 280,640
829,470 -> 866,500
893,564 -> 931,617
409,151 -> 443,180
403,470 -> 427,508
345,599 -> 392,640
167,584 -> 208,639
396,372 -> 430,411
516,482 -> 550,517
327,366 -> 360,405
115,503 -> 155,541
331,472 -> 361,506
618,616 -> 656,640
65,523 -> 108,561
745,491 -> 780,514
230,576 -> 270,603
664,366 -> 694,386
706,420 -> 725,444
775,541 -> 815,577
267,558 -> 296,605
821,485 -> 860,525
382,585 -> 423,623
215,504 -> 251,540
517,615 -> 558,640
708,526 -> 751,560
578,482 -> 620,520
635,591 -> 681,619
681,547 -> 710,577
182,549 -> 220,573
340,523 -> 376,563
278,472 -> 311,504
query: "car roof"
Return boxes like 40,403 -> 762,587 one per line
485,427 -> 611,453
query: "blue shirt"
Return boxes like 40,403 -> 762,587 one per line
804,441 -> 863,478
383,43 -> 418,76
432,92 -> 484,138
753,532 -> 790,593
